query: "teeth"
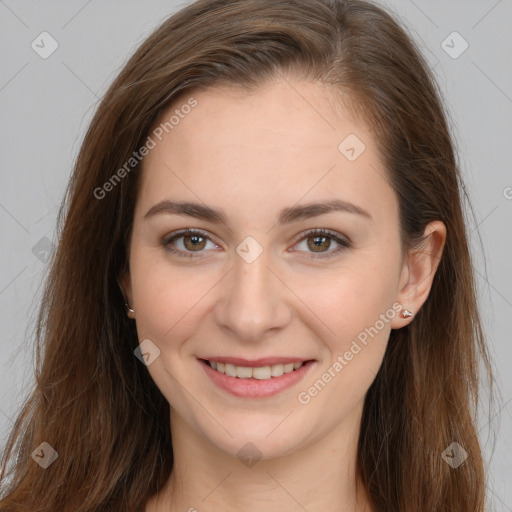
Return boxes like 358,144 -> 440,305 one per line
209,360 -> 305,379
236,365 -> 253,378
225,363 -> 237,377
270,364 -> 284,377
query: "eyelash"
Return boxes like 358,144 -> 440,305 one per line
162,228 -> 351,259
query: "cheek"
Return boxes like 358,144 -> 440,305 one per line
129,249 -> 223,346
302,252 -> 400,346
295,257 -> 398,418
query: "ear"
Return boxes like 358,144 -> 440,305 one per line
118,269 -> 135,319
390,220 -> 446,329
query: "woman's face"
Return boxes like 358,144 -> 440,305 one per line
122,77 -> 414,460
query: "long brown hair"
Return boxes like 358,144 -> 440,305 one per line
0,0 -> 495,510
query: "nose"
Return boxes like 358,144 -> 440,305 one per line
213,245 -> 293,343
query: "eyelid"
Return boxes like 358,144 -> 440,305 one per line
162,227 -> 351,258
293,228 -> 351,246
290,228 -> 351,258
163,227 -> 214,244
162,228 -> 220,258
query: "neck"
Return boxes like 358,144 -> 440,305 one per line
147,404 -> 374,512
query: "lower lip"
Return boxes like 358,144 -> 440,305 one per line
199,359 -> 315,398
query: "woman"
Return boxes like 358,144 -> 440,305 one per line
0,0 -> 494,510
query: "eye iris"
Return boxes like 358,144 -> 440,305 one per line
183,234 -> 206,251
308,235 -> 330,252
175,232 -> 339,254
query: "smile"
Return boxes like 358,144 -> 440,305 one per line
199,358 -> 315,398
207,360 -> 304,379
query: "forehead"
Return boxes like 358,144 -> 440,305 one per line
136,78 -> 396,226
164,79 -> 357,153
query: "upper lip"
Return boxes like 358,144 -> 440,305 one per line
200,356 -> 313,367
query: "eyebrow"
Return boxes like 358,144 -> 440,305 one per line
144,198 -> 372,225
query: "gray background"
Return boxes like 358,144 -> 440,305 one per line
0,0 -> 510,509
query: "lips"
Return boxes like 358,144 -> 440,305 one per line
207,360 -> 304,379
203,356 -> 310,367
198,357 -> 315,398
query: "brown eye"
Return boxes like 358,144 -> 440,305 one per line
163,229 -> 218,258
294,229 -> 350,258
183,233 -> 207,251
307,235 -> 332,252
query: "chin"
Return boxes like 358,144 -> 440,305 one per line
195,410 -> 318,462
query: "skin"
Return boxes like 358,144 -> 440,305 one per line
120,75 -> 446,512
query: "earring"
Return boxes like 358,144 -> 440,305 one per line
400,308 -> 414,319
125,303 -> 135,317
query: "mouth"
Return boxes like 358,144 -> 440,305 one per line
205,359 -> 306,379
198,357 -> 316,398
